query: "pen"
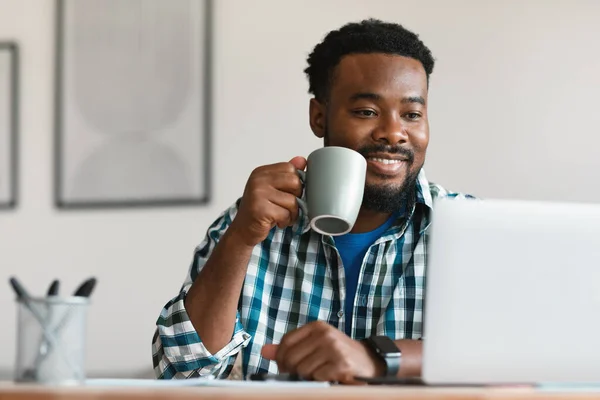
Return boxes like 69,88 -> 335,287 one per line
73,277 -> 97,297
9,277 -> 29,301
47,280 -> 60,296
9,277 -> 48,325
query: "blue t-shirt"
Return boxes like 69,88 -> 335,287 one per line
334,213 -> 398,336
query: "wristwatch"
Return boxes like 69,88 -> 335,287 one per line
363,335 -> 402,377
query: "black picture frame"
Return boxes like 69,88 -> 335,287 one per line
54,0 -> 212,210
0,42 -> 18,210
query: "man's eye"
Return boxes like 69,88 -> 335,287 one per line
354,110 -> 377,117
405,112 -> 421,120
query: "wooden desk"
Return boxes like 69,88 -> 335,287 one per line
1,383 -> 599,400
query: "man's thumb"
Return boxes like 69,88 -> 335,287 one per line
261,344 -> 279,360
288,156 -> 307,171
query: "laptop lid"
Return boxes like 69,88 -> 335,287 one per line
422,197 -> 600,385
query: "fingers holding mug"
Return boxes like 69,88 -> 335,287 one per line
268,189 -> 303,228
266,172 -> 304,198
268,166 -> 307,228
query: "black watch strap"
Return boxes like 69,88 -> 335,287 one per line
364,335 -> 402,377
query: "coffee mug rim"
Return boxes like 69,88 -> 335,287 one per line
310,145 -> 365,158
310,214 -> 353,236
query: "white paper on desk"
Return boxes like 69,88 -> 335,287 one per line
537,383 -> 600,392
85,378 -> 330,388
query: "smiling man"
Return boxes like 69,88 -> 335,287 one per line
152,19 -> 474,383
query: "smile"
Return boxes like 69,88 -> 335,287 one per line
368,158 -> 405,165
366,156 -> 408,177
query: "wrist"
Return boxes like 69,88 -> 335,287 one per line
226,221 -> 259,249
362,335 -> 402,377
361,341 -> 386,377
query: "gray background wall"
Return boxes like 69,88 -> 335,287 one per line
0,0 -> 599,378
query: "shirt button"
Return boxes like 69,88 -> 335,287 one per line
337,310 -> 344,318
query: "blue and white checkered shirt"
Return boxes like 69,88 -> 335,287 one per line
152,169 -> 474,379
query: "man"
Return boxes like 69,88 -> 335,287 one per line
152,18 -> 473,383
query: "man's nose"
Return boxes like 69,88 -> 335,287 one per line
371,114 -> 409,145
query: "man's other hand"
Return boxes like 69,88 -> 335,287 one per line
261,321 -> 384,384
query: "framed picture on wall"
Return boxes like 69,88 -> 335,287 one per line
54,0 -> 212,209
0,42 -> 18,210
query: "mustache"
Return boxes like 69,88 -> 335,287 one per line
357,144 -> 415,163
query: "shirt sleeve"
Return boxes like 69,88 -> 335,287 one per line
151,200 -> 252,379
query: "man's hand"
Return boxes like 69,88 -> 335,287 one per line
229,156 -> 307,247
261,321 -> 385,384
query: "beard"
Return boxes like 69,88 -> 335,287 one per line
357,143 -> 420,213
361,168 -> 420,213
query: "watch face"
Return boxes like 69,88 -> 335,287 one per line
370,336 -> 401,355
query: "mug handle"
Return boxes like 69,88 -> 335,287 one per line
296,169 -> 308,217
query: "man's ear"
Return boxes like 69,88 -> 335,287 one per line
309,98 -> 326,139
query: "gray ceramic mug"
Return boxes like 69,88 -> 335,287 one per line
296,146 -> 367,236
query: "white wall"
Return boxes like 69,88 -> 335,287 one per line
1,0 -> 599,378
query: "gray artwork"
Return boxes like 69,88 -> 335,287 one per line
56,0 -> 211,207
0,43 -> 17,209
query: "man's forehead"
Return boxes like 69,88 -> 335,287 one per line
332,53 -> 428,95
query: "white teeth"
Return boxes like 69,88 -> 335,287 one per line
368,158 -> 403,164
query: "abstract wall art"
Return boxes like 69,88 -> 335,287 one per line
55,0 -> 212,209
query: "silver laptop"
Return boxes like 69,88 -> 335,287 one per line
422,197 -> 600,385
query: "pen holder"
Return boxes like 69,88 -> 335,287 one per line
14,296 -> 89,385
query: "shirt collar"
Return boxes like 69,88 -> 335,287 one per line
414,168 -> 434,210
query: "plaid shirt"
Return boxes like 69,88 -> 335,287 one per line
152,169 -> 474,380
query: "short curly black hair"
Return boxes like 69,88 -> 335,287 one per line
304,18 -> 435,102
